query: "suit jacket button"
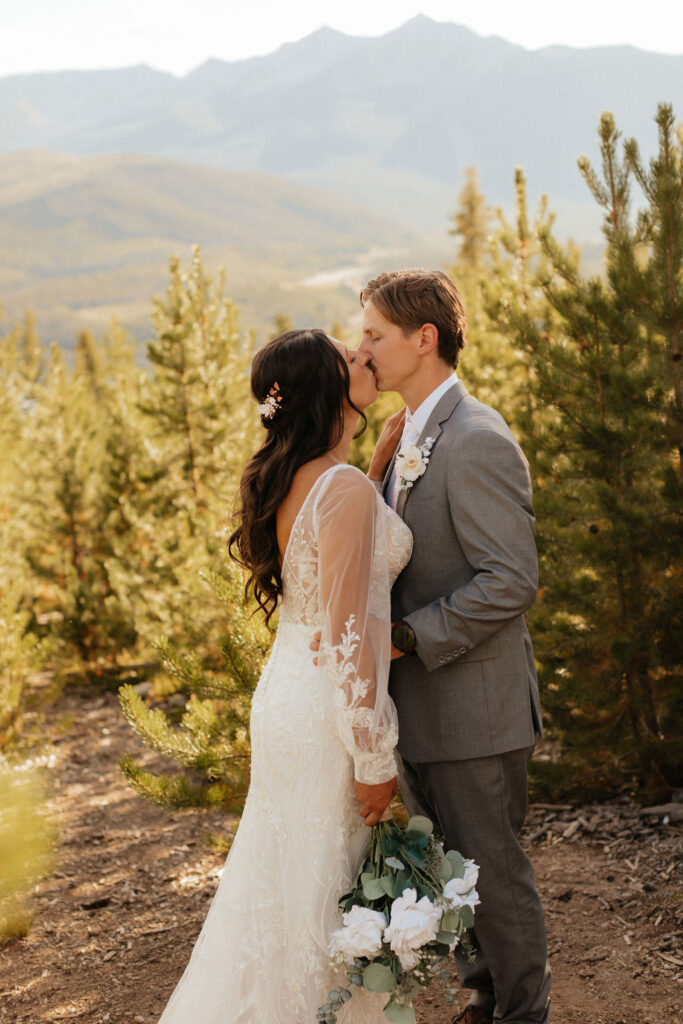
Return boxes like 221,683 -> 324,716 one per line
458,647 -> 467,654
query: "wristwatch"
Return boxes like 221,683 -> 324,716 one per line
391,620 -> 417,655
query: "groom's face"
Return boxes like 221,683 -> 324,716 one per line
359,300 -> 421,392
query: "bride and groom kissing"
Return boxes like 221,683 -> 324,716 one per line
156,270 -> 551,1024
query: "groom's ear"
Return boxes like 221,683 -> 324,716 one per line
418,323 -> 439,355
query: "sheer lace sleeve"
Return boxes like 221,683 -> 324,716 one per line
313,467 -> 398,785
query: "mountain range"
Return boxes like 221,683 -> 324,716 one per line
2,17 -> 681,230
0,17 -> 680,347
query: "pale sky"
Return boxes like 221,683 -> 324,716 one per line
1,0 -> 681,78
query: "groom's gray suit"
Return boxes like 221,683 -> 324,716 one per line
385,380 -> 551,1023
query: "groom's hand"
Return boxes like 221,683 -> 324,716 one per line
355,777 -> 398,827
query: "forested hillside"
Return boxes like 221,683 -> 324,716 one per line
0,150 -> 435,348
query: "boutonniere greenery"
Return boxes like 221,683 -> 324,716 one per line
396,437 -> 435,492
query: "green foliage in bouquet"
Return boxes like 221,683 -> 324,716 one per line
319,816 -> 477,1024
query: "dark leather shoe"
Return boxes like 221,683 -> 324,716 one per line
452,1008 -> 494,1024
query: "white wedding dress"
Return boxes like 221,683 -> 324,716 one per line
158,464 -> 413,1024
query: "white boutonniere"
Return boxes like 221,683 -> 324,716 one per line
396,437 -> 435,492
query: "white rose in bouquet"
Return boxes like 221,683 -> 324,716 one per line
443,859 -> 480,910
330,905 -> 386,964
384,887 -> 443,970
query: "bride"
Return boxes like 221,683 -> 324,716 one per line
157,329 -> 412,1023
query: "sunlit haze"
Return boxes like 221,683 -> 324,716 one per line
1,0 -> 681,77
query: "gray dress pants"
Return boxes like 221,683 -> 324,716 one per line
397,747 -> 551,1023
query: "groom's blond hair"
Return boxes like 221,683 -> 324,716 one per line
360,269 -> 466,368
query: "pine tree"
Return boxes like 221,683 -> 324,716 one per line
19,343 -> 129,663
118,248 -> 271,812
0,583 -> 42,748
131,248 -> 256,649
270,313 -> 294,338
0,312 -> 43,744
489,109 -> 683,797
119,568 -> 269,810
449,167 -> 491,280
450,168 -> 554,451
0,763 -> 54,939
141,246 -> 253,515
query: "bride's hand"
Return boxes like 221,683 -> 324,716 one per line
368,408 -> 406,483
354,777 -> 398,827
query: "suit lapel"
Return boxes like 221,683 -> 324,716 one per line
396,380 -> 468,518
381,444 -> 400,503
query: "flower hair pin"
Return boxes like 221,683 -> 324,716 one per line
257,382 -> 283,420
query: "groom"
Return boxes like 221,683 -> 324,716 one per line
358,270 -> 551,1024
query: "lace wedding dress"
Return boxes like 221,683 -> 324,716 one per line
158,465 -> 413,1024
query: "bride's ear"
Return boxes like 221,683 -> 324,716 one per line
418,323 -> 439,355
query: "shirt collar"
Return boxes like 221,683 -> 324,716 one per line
404,374 -> 458,439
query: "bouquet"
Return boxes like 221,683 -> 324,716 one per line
318,815 -> 479,1024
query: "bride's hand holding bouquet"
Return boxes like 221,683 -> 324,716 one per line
319,815 -> 479,1024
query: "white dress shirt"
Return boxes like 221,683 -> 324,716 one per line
388,374 -> 458,510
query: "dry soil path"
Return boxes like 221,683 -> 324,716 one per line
1,689 -> 681,1024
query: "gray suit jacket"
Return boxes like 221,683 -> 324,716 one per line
386,380 -> 543,763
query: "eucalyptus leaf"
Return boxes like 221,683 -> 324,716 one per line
363,963 -> 396,993
362,877 -> 387,900
380,835 -> 401,856
406,815 -> 433,836
402,830 -> 430,847
393,876 -> 412,898
383,1000 -> 416,1024
460,905 -> 475,929
438,856 -> 453,881
441,911 -> 459,931
385,856 -> 405,871
446,850 -> 466,878
380,875 -> 397,896
435,930 -> 455,945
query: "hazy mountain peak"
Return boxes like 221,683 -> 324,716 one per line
397,13 -> 437,27
277,23 -> 352,55
0,19 -> 679,222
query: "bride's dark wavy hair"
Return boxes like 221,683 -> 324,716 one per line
228,329 -> 366,626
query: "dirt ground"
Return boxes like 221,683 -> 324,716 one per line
1,687 -> 681,1024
